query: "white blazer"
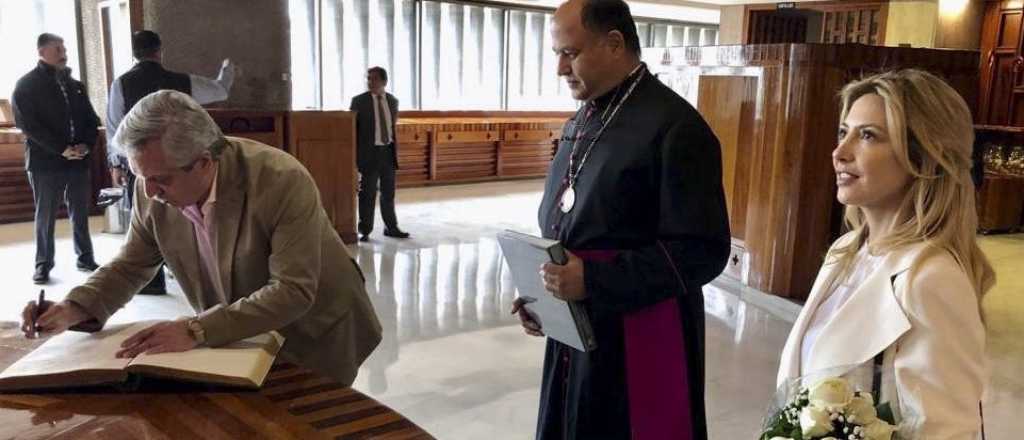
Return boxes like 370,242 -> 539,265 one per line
777,234 -> 986,440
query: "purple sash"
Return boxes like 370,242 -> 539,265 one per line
574,249 -> 693,440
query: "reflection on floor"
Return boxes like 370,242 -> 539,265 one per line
0,179 -> 1019,439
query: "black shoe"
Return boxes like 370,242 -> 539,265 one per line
33,267 -> 49,284
359,234 -> 370,242
383,229 -> 410,239
76,260 -> 100,272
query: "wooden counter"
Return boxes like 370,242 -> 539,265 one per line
656,44 -> 980,301
395,115 -> 569,187
0,128 -> 111,225
0,322 -> 433,439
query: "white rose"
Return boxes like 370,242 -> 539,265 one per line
768,437 -> 794,440
846,393 -> 877,425
863,420 -> 897,440
800,405 -> 833,438
808,377 -> 853,409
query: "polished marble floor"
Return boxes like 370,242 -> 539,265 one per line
0,179 -> 1019,439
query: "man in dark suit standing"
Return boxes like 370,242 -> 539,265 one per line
350,67 -> 409,242
11,33 -> 101,284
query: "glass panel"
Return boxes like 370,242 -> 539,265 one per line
636,23 -> 651,48
505,9 -> 573,111
0,0 -> 82,101
107,2 -> 134,78
290,0 -> 714,110
321,0 -> 417,110
651,23 -> 668,47
419,1 -> 503,110
668,25 -> 686,47
289,0 -> 319,110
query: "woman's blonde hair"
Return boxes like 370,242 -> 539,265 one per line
827,69 -> 995,301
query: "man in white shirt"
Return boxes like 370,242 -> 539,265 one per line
349,67 -> 409,242
105,30 -> 236,294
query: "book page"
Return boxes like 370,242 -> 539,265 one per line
127,331 -> 283,388
0,321 -> 158,390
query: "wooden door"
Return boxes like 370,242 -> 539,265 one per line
696,75 -> 758,243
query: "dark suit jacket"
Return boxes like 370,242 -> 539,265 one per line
11,62 -> 100,172
349,91 -> 398,172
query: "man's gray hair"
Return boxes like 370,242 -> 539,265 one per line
113,90 -> 225,167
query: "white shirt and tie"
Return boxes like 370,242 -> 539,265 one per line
371,92 -> 393,146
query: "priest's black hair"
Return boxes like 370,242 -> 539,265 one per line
580,0 -> 641,56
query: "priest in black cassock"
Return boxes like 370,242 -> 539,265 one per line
510,0 -> 731,438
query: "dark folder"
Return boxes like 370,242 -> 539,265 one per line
497,230 -> 597,352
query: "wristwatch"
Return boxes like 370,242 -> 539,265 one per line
186,318 -> 206,345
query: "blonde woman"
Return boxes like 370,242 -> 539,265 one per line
776,69 -> 995,439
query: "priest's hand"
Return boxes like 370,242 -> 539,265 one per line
511,298 -> 544,337
541,251 -> 586,301
117,320 -> 197,358
21,300 -> 90,338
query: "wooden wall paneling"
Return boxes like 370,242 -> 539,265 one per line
499,127 -> 558,178
734,80 -> 758,241
696,75 -> 757,242
762,2 -> 885,44
395,125 -> 431,187
0,140 -> 35,224
429,129 -> 439,181
978,2 -> 1004,123
390,116 -> 565,186
977,175 -> 1024,232
286,111 -> 358,243
979,3 -> 1022,125
731,62 -> 784,296
433,122 -> 499,182
786,61 -> 846,301
751,63 -> 793,297
0,130 -> 109,224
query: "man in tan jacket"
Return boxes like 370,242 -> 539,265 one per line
21,90 -> 381,385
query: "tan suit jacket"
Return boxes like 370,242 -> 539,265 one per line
67,137 -> 382,385
777,233 -> 986,440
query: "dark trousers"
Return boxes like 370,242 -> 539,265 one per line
28,169 -> 94,270
358,144 -> 399,235
124,167 -> 166,290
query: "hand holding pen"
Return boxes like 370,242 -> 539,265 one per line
20,290 -> 90,338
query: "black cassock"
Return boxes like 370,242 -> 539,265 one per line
535,65 -> 730,440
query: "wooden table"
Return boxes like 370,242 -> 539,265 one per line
0,323 -> 433,439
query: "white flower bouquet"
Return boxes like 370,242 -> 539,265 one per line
759,374 -> 913,440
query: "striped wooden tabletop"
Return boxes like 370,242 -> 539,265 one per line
0,322 -> 434,439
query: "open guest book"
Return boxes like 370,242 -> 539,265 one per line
497,230 -> 597,352
0,320 -> 284,392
